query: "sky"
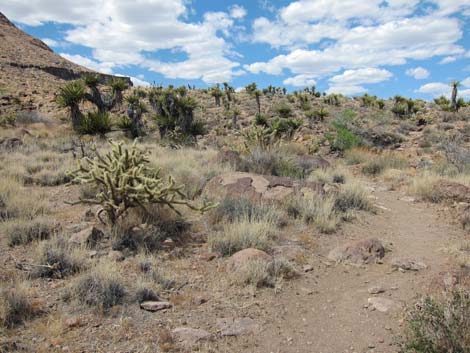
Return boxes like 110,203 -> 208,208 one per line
2,0 -> 470,99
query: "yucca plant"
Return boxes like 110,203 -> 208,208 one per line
56,80 -> 86,130
83,73 -> 106,113
210,85 -> 223,106
451,80 -> 460,111
109,78 -> 129,107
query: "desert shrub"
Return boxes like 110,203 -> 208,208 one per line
208,215 -> 277,256
402,289 -> 469,353
334,183 -> 373,213
134,282 -> 159,303
328,126 -> 361,152
32,237 -> 85,278
73,264 -> 126,311
79,111 -> 112,135
240,147 -> 304,179
0,113 -> 16,126
5,217 -> 56,246
286,194 -> 340,233
0,284 -> 37,328
236,257 -> 296,288
270,117 -> 302,139
15,111 -> 51,125
254,113 -> 269,127
362,153 -> 407,175
0,179 -> 47,220
275,103 -> 293,118
408,175 -> 442,203
67,140 -> 215,224
207,197 -> 275,225
149,269 -> 176,290
309,167 -> 348,184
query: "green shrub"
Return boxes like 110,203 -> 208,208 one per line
79,111 -> 112,135
275,103 -> 293,118
402,289 -> 469,353
254,113 -> 269,127
329,126 -> 361,152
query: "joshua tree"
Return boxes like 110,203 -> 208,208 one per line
254,90 -> 261,114
451,80 -> 460,111
231,107 -> 240,129
210,85 -> 223,106
223,82 -> 234,102
83,73 -> 106,113
56,80 -> 86,130
109,78 -> 129,107
126,95 -> 147,138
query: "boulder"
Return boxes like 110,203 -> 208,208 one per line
272,244 -> 306,261
204,172 -> 324,202
140,301 -> 172,312
327,238 -> 385,264
171,327 -> 213,347
226,248 -> 272,272
216,317 -> 260,336
437,181 -> 470,203
68,226 -> 104,248
391,258 -> 427,271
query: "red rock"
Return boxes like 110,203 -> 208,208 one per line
140,301 -> 172,312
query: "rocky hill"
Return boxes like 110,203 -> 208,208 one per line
0,12 -> 131,116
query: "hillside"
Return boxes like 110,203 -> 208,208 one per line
0,12 -> 131,116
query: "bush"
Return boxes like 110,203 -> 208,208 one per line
334,183 -> 373,213
208,216 -> 277,256
275,103 -> 293,118
236,258 -> 297,288
79,111 -> 112,135
362,154 -> 407,176
67,140 -> 215,224
73,264 -> 126,311
329,126 -> 361,152
32,237 -> 85,278
207,197 -> 275,225
6,217 -> 56,246
0,284 -> 37,328
402,289 -> 469,353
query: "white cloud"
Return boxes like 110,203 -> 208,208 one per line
283,74 -> 316,86
439,56 -> 457,64
461,77 -> 470,87
229,5 -> 247,19
60,53 -> 115,74
247,15 -> 464,79
418,81 -> 470,99
329,68 -> 392,85
3,0 -> 241,83
326,85 -> 367,95
41,38 -> 58,47
405,67 -> 430,79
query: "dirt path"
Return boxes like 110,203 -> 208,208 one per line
239,182 -> 465,353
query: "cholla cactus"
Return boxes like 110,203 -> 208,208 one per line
67,140 -> 216,224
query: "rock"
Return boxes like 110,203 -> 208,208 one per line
368,286 -> 385,294
140,301 -> 172,312
272,244 -> 306,261
436,181 -> 470,203
171,327 -> 213,347
226,248 -> 272,272
217,317 -> 260,336
303,265 -> 314,273
215,149 -> 242,167
0,137 -> 22,149
327,238 -> 385,264
68,227 -> 104,248
368,297 -> 396,312
204,172 -> 324,202
297,155 -> 330,173
391,258 -> 427,271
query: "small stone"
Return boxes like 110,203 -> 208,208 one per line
368,297 -> 396,312
303,265 -> 314,273
368,344 -> 376,349
391,258 -> 427,271
368,286 -> 385,294
68,226 -> 104,248
140,301 -> 172,312
64,316 -> 82,328
217,317 -> 259,336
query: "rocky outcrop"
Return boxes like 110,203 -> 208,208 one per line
328,238 -> 385,264
436,181 -> 470,203
204,172 -> 324,202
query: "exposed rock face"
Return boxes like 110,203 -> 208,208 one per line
204,172 -> 324,202
226,248 -> 272,272
327,238 -> 385,264
437,181 -> 470,203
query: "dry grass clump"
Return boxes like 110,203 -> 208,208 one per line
32,237 -> 86,278
71,262 -> 126,312
0,178 -> 47,220
5,217 -> 57,246
236,257 -> 297,288
344,148 -> 375,165
208,214 -> 277,256
207,197 -> 279,225
146,145 -> 232,198
286,193 -> 340,233
0,283 -> 38,328
408,174 -> 442,203
361,152 -> 407,176
333,182 -> 374,213
308,167 -> 348,184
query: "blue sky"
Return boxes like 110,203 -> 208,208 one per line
3,0 -> 470,99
